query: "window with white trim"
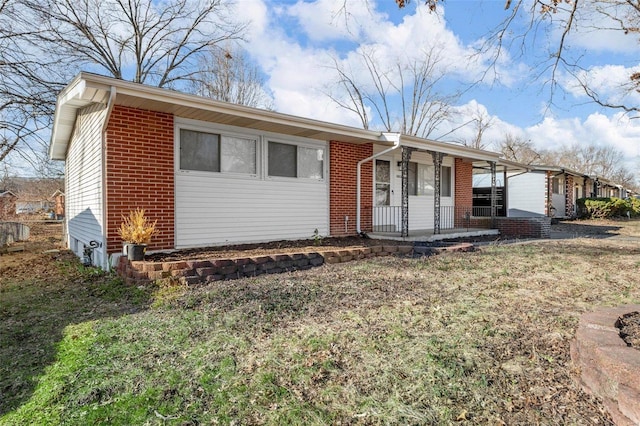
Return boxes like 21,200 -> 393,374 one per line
268,141 -> 324,179
179,129 -> 256,174
407,163 -> 451,197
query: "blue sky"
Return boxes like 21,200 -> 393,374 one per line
235,0 -> 640,179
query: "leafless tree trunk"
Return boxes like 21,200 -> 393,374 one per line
498,133 -> 546,164
454,104 -> 495,150
188,46 -> 273,109
327,46 -> 459,139
0,0 -> 246,175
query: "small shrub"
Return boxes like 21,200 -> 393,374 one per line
576,197 -> 636,219
118,208 -> 158,244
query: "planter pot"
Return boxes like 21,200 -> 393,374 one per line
124,243 -> 147,261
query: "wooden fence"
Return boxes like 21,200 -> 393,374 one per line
0,222 -> 30,247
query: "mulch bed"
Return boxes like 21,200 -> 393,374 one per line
144,236 -> 411,262
617,311 -> 640,349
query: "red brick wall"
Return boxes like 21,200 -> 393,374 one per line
495,217 -> 551,238
105,106 -> 175,253
454,158 -> 473,208
454,158 -> 473,227
329,141 -> 373,236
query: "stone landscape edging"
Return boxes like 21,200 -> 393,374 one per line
570,304 -> 640,426
115,242 -> 474,286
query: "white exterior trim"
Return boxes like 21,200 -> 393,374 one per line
65,103 -> 109,267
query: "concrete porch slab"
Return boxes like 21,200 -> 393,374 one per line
367,228 -> 499,242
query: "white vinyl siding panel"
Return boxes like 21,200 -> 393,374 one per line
175,174 -> 328,247
507,172 -> 546,217
65,103 -> 107,267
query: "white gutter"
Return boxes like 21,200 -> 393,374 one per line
356,132 -> 401,235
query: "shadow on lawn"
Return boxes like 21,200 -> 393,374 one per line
0,250 -> 154,416
551,220 -> 625,239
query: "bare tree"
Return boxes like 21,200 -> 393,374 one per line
454,103 -> 495,150
19,0 -> 246,87
498,133 -> 546,164
327,46 -> 459,138
394,0 -> 640,117
549,143 -> 636,187
188,46 -> 273,109
0,0 -> 246,174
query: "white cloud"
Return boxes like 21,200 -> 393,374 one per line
560,1 -> 639,55
236,0 -> 527,126
525,113 -> 640,177
561,64 -> 640,107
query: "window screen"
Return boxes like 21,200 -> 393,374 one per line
268,142 -> 297,177
268,142 -> 324,179
180,129 -> 220,172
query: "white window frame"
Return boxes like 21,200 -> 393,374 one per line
175,121 -> 260,179
266,138 -> 326,181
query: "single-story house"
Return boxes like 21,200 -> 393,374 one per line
503,166 -> 587,218
502,167 -> 633,219
49,73 -> 516,269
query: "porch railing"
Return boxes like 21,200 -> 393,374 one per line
372,206 -> 401,232
371,205 -> 495,233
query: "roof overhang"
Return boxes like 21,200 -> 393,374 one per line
49,72 -> 503,164
472,158 -> 532,174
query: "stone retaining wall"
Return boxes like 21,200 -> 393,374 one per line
116,243 -> 473,286
571,305 -> 640,426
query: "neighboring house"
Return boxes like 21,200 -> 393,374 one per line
15,199 -> 54,215
51,189 -> 65,219
505,166 -> 585,218
49,73 -> 512,269
504,166 -> 628,218
0,190 -> 17,218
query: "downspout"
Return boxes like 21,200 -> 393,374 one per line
356,133 -> 401,235
101,86 -> 117,269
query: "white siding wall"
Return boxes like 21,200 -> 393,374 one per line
373,146 -> 454,231
65,103 -> 107,267
507,172 -> 546,217
174,119 -> 328,247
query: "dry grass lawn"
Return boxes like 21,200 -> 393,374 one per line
1,219 -> 639,425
